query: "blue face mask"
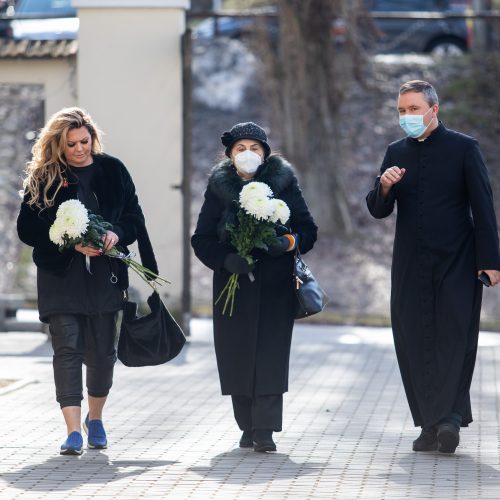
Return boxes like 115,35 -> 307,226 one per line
399,107 -> 434,138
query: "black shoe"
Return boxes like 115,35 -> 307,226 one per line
412,427 -> 438,452
239,430 -> 253,448
253,430 -> 276,453
437,423 -> 460,454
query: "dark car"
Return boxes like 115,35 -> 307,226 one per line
368,0 -> 471,55
192,0 -> 471,55
192,10 -> 278,41
0,0 -> 78,40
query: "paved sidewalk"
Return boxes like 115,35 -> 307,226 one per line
0,320 -> 500,499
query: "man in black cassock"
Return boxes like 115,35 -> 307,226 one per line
366,80 -> 500,454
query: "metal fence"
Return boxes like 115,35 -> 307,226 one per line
187,10 -> 500,53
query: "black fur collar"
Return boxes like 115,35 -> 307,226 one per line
208,155 -> 296,205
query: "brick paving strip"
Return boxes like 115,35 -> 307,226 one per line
0,322 -> 499,499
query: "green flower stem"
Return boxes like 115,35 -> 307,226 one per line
56,210 -> 170,290
227,274 -> 239,316
215,273 -> 240,316
105,248 -> 170,290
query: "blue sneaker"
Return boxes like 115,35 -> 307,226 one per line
60,431 -> 83,456
83,413 -> 108,449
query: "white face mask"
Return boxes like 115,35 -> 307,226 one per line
233,150 -> 262,175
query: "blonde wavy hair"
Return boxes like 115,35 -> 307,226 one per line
23,107 -> 103,209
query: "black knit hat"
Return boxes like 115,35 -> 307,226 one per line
221,122 -> 271,158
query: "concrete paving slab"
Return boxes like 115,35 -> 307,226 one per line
0,320 -> 499,499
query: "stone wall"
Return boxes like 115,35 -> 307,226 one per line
0,84 -> 43,294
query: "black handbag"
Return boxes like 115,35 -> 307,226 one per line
118,291 -> 186,367
293,250 -> 329,319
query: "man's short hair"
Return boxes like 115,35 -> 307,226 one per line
399,80 -> 439,107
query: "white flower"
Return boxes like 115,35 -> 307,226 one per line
48,220 -> 65,246
51,199 -> 89,243
243,195 -> 275,221
56,199 -> 87,221
269,198 -> 291,224
239,181 -> 273,211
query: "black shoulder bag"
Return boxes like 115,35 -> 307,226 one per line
293,248 -> 329,319
118,290 -> 186,367
117,223 -> 186,367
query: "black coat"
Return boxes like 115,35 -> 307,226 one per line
191,156 -> 318,397
17,154 -> 158,317
366,124 -> 500,428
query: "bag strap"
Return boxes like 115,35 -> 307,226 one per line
123,222 -> 159,300
136,222 -> 159,276
293,244 -> 305,289
294,236 -> 303,260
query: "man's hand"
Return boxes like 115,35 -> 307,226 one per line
380,166 -> 406,198
479,270 -> 500,287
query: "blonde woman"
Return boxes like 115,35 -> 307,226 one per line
17,107 -> 157,455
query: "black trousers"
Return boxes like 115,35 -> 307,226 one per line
231,394 -> 283,432
49,313 -> 118,408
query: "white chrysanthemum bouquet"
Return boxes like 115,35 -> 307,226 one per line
49,199 -> 169,288
216,181 -> 291,316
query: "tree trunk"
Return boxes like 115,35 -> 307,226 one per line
258,0 -> 366,235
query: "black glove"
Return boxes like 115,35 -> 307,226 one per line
265,235 -> 293,257
223,253 -> 255,274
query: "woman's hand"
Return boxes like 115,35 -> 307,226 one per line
74,243 -> 101,257
223,254 -> 254,274
74,230 -> 119,257
265,235 -> 296,257
102,230 -> 119,253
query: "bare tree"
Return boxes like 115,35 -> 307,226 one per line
258,0 -> 368,235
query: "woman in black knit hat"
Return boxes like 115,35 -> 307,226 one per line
191,122 -> 318,452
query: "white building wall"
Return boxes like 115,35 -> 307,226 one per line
73,0 -> 189,305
